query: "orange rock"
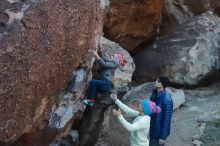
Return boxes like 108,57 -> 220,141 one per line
104,0 -> 165,52
0,0 -> 106,144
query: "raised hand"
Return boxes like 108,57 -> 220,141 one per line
113,109 -> 122,117
93,50 -> 100,60
110,93 -> 117,101
98,42 -> 103,50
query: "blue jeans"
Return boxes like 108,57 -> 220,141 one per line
87,79 -> 113,99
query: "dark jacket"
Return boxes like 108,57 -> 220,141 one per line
98,57 -> 118,82
150,89 -> 173,140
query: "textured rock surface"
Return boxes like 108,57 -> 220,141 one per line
49,69 -> 87,130
185,0 -> 211,15
185,0 -> 220,15
0,0 -> 107,144
104,0 -> 165,52
160,0 -> 220,34
104,0 -> 220,52
78,103 -> 109,146
160,0 -> 193,35
213,1 -> 220,16
165,87 -> 185,110
134,11 -> 220,86
198,110 -> 220,146
50,129 -> 79,146
165,83 -> 220,146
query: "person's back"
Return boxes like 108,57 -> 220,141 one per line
97,54 -> 118,82
129,115 -> 150,146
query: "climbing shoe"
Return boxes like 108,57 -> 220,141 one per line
83,99 -> 95,107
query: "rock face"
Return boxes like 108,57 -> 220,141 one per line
185,0 -> 220,15
160,0 -> 193,35
185,0 -> 211,15
214,1 -> 220,16
104,0 -> 220,52
0,0 -> 108,145
160,0 -> 220,34
134,11 -> 220,86
48,35 -> 136,145
104,0 -> 165,52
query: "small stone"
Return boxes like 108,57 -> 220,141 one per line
69,130 -> 79,142
193,140 -> 203,146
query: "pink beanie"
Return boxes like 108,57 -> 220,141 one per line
141,100 -> 161,115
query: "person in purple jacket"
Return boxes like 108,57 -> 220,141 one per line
149,76 -> 173,146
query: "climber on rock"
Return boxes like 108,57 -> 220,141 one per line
83,42 -> 125,107
110,93 -> 161,146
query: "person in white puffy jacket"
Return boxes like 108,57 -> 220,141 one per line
110,94 -> 161,146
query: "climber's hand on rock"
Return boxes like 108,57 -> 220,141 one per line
113,109 -> 121,117
93,50 -> 100,59
110,93 -> 117,101
93,50 -> 98,56
98,42 -> 103,49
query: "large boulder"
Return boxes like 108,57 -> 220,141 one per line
159,0 -> 193,35
214,1 -> 220,16
104,0 -> 165,52
134,11 -> 220,86
185,0 -> 220,15
41,37 -> 135,146
185,0 -> 211,15
0,0 -> 108,145
160,0 -> 220,34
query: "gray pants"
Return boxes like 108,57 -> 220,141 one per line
149,139 -> 165,146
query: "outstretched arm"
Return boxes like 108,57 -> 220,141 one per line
115,99 -> 139,117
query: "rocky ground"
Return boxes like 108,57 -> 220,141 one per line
95,82 -> 220,146
166,82 -> 220,146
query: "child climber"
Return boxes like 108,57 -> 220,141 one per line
110,93 -> 161,146
83,43 -> 125,107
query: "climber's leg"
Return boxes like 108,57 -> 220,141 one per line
84,79 -> 113,106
